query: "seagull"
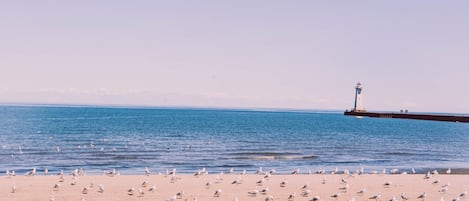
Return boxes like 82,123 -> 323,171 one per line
169,168 -> 177,176
417,192 -> 427,199
411,168 -> 416,174
256,178 -> 265,186
149,185 -> 156,192
141,180 -> 149,187
59,175 -> 65,182
369,193 -> 382,200
401,192 -> 409,200
82,185 -> 89,194
166,195 -> 177,201
239,169 -> 246,175
331,192 -> 341,198
44,168 -> 48,175
446,168 -> 451,174
459,190 -> 467,198
390,169 -> 399,174
264,195 -> 274,201
144,167 -> 151,176
255,167 -> 263,174
339,184 -> 350,192
71,177 -> 77,186
127,187 -> 135,196
302,183 -> 310,189
301,190 -> 311,197
98,184 -> 104,193
227,168 -> 234,174
433,180 -> 441,184
260,186 -> 269,195
53,183 -> 61,191
57,170 -> 64,176
280,179 -> 288,187
389,196 -> 398,201
292,168 -> 300,175
25,168 -> 36,176
6,169 -> 15,177
215,175 -> 223,183
231,177 -> 242,184
176,191 -> 184,199
205,181 -> 212,188
49,195 -> 55,201
248,189 -> 259,197
192,197 -> 198,201
138,188 -> 144,197
288,192 -> 296,201
452,198 -> 461,201
341,177 -> 348,184
214,189 -> 222,197
310,195 -> 321,201
321,177 -> 327,184
269,169 -> 276,174
432,170 -> 439,175
11,183 -> 17,193
439,186 -> 449,193
384,181 -> 392,187
357,188 -> 367,195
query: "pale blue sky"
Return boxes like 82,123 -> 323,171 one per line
1,1 -> 468,113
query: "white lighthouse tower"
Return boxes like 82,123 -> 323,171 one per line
353,82 -> 365,112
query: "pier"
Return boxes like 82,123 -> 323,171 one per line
344,82 -> 469,123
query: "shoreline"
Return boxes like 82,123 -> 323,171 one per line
2,173 -> 468,201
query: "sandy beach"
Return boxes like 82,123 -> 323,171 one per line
1,171 -> 468,201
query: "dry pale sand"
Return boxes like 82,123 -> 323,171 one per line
1,172 -> 468,201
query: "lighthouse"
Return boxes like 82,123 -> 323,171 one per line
353,82 -> 365,112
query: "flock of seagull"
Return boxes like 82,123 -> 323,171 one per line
3,166 -> 469,201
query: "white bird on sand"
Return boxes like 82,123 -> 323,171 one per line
302,183 -> 310,189
227,168 -> 234,174
145,167 -> 151,176
82,185 -> 90,194
25,168 -> 36,176
215,175 -> 223,183
248,189 -> 259,197
260,186 -> 269,195
280,179 -> 288,187
432,170 -> 439,175
231,177 -> 242,184
339,184 -> 350,192
239,169 -> 246,175
264,195 -> 274,201
149,185 -> 156,192
292,168 -> 300,175
401,192 -> 409,200
59,175 -> 65,182
417,192 -> 427,199
98,184 -> 104,193
369,193 -> 382,200
288,192 -> 296,201
214,189 -> 222,197
446,168 -> 451,174
71,177 -> 77,186
331,192 -> 341,198
439,186 -> 449,193
433,179 -> 441,184
412,168 -> 416,174
459,190 -> 468,198
53,183 -> 60,191
357,188 -> 367,195
389,196 -> 398,201
141,179 -> 149,187
176,190 -> 184,199
321,177 -> 327,184
11,183 -> 17,193
6,169 -> 16,177
341,177 -> 348,184
166,195 -> 177,201
49,195 -> 55,201
301,189 -> 311,197
138,188 -> 144,197
256,167 -> 263,174
256,178 -> 265,186
384,181 -> 392,187
44,168 -> 48,175
310,195 -> 321,201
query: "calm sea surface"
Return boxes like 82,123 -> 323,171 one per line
0,105 -> 468,174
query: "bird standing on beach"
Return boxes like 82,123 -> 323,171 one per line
11,183 -> 17,193
357,188 -> 367,195
25,168 -> 36,176
256,178 -> 265,186
260,186 -> 269,195
98,184 -> 104,193
417,192 -> 427,199
248,189 -> 259,197
446,168 -> 451,174
53,183 -> 61,191
288,192 -> 296,201
145,167 -> 151,176
310,195 -> 321,201
214,189 -> 222,197
369,193 -> 382,200
301,189 -> 311,197
292,168 -> 300,175
141,179 -> 149,187
280,179 -> 288,187
149,185 -> 156,192
331,192 -> 341,199
82,185 -> 89,194
401,192 -> 409,200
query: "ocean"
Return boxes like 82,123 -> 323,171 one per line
0,105 -> 468,175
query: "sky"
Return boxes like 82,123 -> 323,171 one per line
1,1 -> 468,113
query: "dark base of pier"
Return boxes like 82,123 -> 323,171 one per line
344,111 -> 469,123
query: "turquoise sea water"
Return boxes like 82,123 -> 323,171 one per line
0,105 -> 468,174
